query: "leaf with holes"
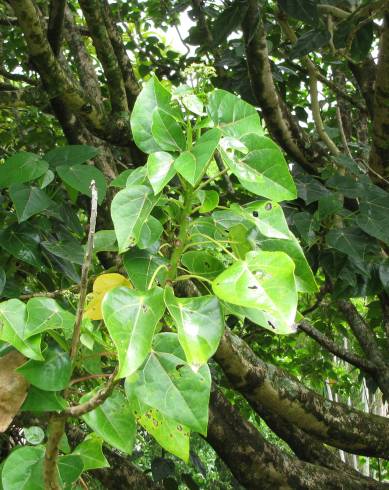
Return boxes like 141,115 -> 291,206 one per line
130,333 -> 211,435
213,251 -> 297,330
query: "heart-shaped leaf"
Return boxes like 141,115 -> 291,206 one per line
0,152 -> 48,189
102,287 -> 165,378
147,151 -> 176,194
164,287 -> 224,366
111,185 -> 159,253
213,251 -> 297,330
130,332 -> 211,435
81,389 -> 136,454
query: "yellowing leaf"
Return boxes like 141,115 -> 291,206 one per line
0,351 -> 29,432
85,273 -> 132,320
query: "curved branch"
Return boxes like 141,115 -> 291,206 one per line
215,328 -> 389,458
241,0 -> 320,170
208,388 -> 388,489
298,320 -> 376,372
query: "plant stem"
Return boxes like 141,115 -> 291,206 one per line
70,180 -> 98,363
44,415 -> 66,490
166,187 -> 194,283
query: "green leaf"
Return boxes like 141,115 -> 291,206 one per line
0,299 -> 43,360
23,426 -> 45,445
212,0 -> 247,45
229,224 -> 253,259
208,90 -> 262,138
9,185 -> 53,223
126,388 -> 190,462
58,454 -> 83,484
24,297 -> 75,339
278,0 -> 318,24
147,151 -> 176,194
181,251 -> 224,279
379,259 -> 389,295
182,94 -> 203,115
138,215 -> 163,250
93,230 -> 117,253
0,224 -> 42,268
44,145 -> 98,168
21,387 -> 67,413
41,239 -> 85,265
357,196 -> 389,246
197,190 -> 219,213
1,446 -> 44,490
126,166 -> 148,186
73,433 -> 110,471
111,185 -> 159,253
289,29 -> 331,59
244,201 -> 290,239
0,153 -> 48,189
255,235 -> 318,293
151,109 -> 186,152
123,249 -> 168,290
38,169 -> 55,189
174,128 -> 221,186
127,332 -> 211,435
81,389 -> 136,454
212,251 -> 297,330
17,346 -> 72,391
56,164 -> 106,204
164,287 -> 224,366
102,287 -> 165,378
221,135 -> 296,201
110,169 -> 133,188
131,77 -> 182,153
326,227 -> 379,272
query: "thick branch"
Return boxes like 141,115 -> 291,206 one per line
102,0 -> 140,108
298,320 -> 376,372
8,0 -> 131,145
369,10 -> 389,179
241,0 -> 320,169
78,0 -> 128,113
47,0 -> 66,57
214,328 -> 389,458
208,388 -> 388,489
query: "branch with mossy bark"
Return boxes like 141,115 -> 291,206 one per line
214,327 -> 389,458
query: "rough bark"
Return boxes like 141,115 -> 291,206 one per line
214,328 -> 389,458
241,0 -> 322,169
208,388 -> 388,490
369,10 -> 389,179
338,300 -> 389,401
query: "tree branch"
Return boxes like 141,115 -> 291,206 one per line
102,0 -> 140,108
241,0 -> 320,170
47,0 -> 66,57
298,320 -> 376,372
208,387 -> 388,489
338,299 -> 389,400
214,328 -> 389,458
78,0 -> 128,113
69,181 -> 98,362
369,10 -> 389,180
